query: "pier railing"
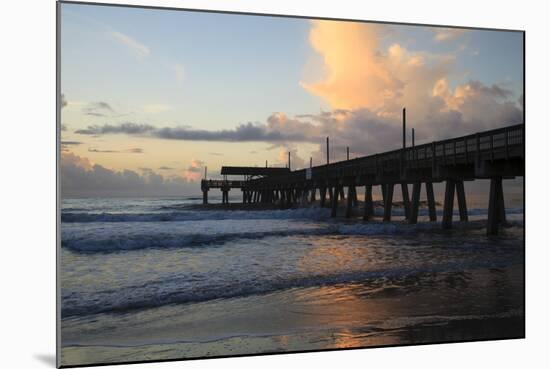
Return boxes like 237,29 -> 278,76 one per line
246,124 -> 523,185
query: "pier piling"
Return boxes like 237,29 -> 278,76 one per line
383,184 -> 395,221
331,185 -> 341,217
363,184 -> 374,220
409,182 -> 421,224
487,177 -> 506,235
442,180 -> 455,229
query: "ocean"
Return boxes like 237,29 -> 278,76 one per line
59,195 -> 524,366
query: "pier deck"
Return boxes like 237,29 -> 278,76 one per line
201,123 -> 524,235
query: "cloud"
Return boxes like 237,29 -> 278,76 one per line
110,31 -> 150,58
432,78 -> 512,111
61,94 -> 68,108
433,28 -> 467,42
184,159 -> 206,182
301,21 -> 406,112
88,148 -> 118,153
75,121 -> 319,143
61,152 -> 196,197
209,152 -> 223,156
87,147 -> 144,154
277,147 -> 307,170
300,21 -> 458,119
158,166 -> 174,170
61,151 -> 93,171
292,20 -> 521,164
61,141 -> 82,151
75,123 -> 154,135
61,141 -> 82,146
83,101 -> 115,117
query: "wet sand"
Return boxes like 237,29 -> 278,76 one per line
61,265 -> 524,366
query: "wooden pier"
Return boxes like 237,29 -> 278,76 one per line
201,122 -> 524,235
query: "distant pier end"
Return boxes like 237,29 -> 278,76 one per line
201,167 -> 290,205
200,124 -> 524,235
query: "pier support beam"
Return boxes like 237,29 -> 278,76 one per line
456,180 -> 468,221
363,184 -> 374,221
442,179 -> 468,229
286,189 -> 293,207
320,187 -> 327,207
442,180 -> 455,229
331,185 -> 341,217
351,185 -> 358,207
409,182 -> 421,224
383,183 -> 394,221
203,190 -> 208,205
401,183 -> 410,219
310,187 -> 316,202
221,189 -> 230,204
487,177 -> 506,236
346,185 -> 355,218
426,182 -> 437,221
280,190 -> 286,209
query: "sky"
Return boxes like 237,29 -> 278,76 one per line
60,3 -> 524,197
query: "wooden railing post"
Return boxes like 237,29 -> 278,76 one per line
505,127 -> 509,160
476,133 -> 481,167
464,137 -> 468,162
489,134 -> 495,162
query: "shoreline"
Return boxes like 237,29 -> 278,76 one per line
62,315 -> 524,366
61,264 -> 524,366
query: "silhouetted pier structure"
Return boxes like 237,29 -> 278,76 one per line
201,167 -> 290,204
201,120 -> 523,235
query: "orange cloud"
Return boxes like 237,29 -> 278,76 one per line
301,21 -> 402,112
301,20 -> 455,120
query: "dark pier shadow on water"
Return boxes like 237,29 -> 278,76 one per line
34,353 -> 56,367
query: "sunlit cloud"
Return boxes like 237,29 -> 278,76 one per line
300,20 -> 457,119
301,21 -> 404,112
184,159 -> 205,182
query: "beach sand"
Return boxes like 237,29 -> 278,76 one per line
61,265 -> 524,366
